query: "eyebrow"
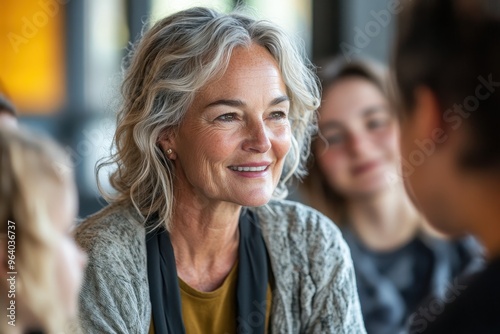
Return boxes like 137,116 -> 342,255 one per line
319,121 -> 342,131
205,95 -> 290,109
319,105 -> 388,130
362,105 -> 387,117
270,95 -> 290,106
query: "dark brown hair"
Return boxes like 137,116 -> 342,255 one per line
394,0 -> 500,169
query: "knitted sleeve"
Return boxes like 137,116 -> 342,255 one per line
73,206 -> 151,334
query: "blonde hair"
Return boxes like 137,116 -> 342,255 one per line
98,7 -> 320,230
0,128 -> 74,333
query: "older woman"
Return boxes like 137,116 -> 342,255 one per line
75,7 -> 365,334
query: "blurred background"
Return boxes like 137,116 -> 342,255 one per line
1,0 -> 397,218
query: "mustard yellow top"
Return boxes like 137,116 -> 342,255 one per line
149,262 -> 272,333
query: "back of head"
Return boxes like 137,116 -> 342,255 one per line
103,7 -> 320,229
0,128 -> 73,332
395,0 -> 500,169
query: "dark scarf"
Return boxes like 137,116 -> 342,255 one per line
146,209 -> 269,334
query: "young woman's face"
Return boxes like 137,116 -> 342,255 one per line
316,76 -> 400,199
50,180 -> 87,318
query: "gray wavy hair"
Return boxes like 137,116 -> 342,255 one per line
98,7 -> 320,230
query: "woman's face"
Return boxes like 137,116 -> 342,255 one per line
50,180 -> 87,318
162,44 -> 291,207
316,76 -> 400,199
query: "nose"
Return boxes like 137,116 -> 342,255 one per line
242,119 -> 272,153
348,132 -> 373,157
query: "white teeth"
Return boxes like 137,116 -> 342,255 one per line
230,166 -> 267,172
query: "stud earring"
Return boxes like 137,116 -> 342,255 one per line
166,148 -> 173,155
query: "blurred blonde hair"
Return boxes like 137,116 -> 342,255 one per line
0,128 -> 74,333
98,7 -> 320,230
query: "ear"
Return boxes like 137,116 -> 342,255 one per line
157,128 -> 177,160
399,86 -> 449,173
410,86 -> 444,141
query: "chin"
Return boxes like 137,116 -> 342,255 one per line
234,190 -> 274,207
351,179 -> 391,197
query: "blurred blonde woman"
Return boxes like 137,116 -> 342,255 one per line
0,128 -> 87,334
300,56 -> 482,334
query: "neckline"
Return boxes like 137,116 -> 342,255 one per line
178,260 -> 239,299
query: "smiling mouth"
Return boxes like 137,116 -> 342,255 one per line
229,165 -> 268,172
351,161 -> 381,175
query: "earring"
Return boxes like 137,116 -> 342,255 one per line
166,148 -> 173,155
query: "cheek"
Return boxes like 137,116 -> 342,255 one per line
316,149 -> 348,183
179,125 -> 235,168
56,239 -> 84,294
376,125 -> 401,159
273,124 -> 292,158
399,126 -> 414,164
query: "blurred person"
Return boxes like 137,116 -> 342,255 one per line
394,0 -> 500,332
74,7 -> 365,334
0,128 -> 87,334
0,94 -> 18,129
300,56 -> 481,334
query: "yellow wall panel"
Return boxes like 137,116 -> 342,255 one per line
0,0 -> 66,114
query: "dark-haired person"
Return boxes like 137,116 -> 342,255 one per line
0,94 -> 17,129
394,0 -> 500,333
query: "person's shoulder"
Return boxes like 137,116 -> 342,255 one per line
254,198 -> 342,239
253,199 -> 350,266
255,199 -> 355,302
75,203 -> 146,253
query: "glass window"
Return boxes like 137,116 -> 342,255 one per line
246,0 -> 312,55
151,0 -> 234,24
84,0 -> 128,113
150,0 -> 312,54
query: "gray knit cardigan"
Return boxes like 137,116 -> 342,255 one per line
74,199 -> 366,334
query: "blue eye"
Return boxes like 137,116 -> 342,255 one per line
216,113 -> 237,122
270,111 -> 287,120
